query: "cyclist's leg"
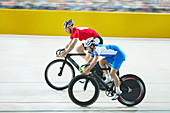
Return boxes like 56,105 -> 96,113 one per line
110,51 -> 125,99
100,57 -> 113,82
77,36 -> 103,62
110,52 -> 125,87
110,67 -> 122,100
110,57 -> 123,99
76,44 -> 91,62
110,68 -> 119,87
99,58 -> 109,75
76,44 -> 86,59
94,36 -> 103,44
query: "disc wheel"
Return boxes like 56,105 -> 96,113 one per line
118,74 -> 146,106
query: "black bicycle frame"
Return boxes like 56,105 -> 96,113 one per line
58,53 -> 121,91
58,53 -> 86,76
88,68 -> 121,91
91,68 -> 111,90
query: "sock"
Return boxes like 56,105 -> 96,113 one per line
116,87 -> 121,94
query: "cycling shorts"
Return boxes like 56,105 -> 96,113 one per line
105,50 -> 125,70
82,35 -> 103,50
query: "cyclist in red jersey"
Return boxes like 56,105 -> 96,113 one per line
57,19 -> 103,62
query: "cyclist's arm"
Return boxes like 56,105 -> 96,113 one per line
65,38 -> 78,54
84,55 -> 99,74
87,56 -> 94,64
65,39 -> 73,49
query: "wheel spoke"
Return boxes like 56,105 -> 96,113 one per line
68,74 -> 100,107
45,60 -> 75,90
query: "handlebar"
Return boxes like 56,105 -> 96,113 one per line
56,48 -> 65,55
79,64 -> 92,74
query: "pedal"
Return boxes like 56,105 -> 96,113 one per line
105,90 -> 114,97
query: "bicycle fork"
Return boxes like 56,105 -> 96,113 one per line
58,58 -> 67,76
83,76 -> 90,91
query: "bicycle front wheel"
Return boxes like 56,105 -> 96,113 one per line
45,59 -> 75,90
68,74 -> 100,107
118,74 -> 146,106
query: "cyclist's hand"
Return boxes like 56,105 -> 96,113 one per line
56,54 -> 60,57
84,70 -> 89,74
56,50 -> 67,57
60,51 -> 67,57
80,64 -> 90,74
80,70 -> 83,73
56,53 -> 64,57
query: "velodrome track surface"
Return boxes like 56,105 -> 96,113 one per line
0,35 -> 170,113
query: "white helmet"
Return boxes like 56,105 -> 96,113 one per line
63,19 -> 74,29
84,38 -> 95,47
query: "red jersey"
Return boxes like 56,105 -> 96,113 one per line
70,27 -> 99,41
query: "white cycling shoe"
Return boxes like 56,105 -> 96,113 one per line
104,78 -> 112,83
104,74 -> 113,83
112,91 -> 122,100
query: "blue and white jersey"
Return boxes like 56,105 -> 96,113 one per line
91,44 -> 120,57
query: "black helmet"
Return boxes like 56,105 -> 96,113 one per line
63,19 -> 74,29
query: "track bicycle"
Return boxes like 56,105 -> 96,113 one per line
68,64 -> 146,107
45,48 -> 86,90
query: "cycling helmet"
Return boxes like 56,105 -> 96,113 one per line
84,38 -> 95,47
63,19 -> 74,29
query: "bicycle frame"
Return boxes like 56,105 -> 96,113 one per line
58,53 -> 85,76
58,52 -> 120,92
86,68 -> 121,91
90,68 -> 112,90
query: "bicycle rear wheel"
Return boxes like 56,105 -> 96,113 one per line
45,59 -> 75,90
118,74 -> 146,106
68,74 -> 100,107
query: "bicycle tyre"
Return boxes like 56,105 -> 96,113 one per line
45,59 -> 75,90
68,74 -> 100,107
118,74 -> 146,106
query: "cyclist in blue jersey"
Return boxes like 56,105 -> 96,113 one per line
80,38 -> 125,100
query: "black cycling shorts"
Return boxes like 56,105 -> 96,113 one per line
82,35 -> 103,50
